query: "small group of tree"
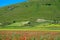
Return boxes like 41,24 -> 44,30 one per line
25,5 -> 28,7
23,21 -> 33,27
2,22 -> 11,26
52,20 -> 59,24
45,3 -> 51,6
0,20 -> 16,27
0,22 -> 12,27
8,6 -> 15,10
13,21 -> 16,23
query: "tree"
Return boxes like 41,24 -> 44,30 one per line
52,20 -> 59,24
13,21 -> 16,23
45,4 -> 51,6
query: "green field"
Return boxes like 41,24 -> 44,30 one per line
0,0 -> 60,30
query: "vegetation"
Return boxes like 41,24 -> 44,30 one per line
0,31 -> 60,40
0,0 -> 60,30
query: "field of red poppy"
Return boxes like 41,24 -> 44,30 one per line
0,30 -> 60,40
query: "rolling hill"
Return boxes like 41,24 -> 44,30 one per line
0,0 -> 60,30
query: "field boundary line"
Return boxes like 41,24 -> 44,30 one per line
0,29 -> 60,31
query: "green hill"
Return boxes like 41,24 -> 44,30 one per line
0,0 -> 60,30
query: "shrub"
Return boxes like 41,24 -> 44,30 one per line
52,20 -> 59,24
8,6 -> 15,10
0,22 -> 12,26
45,4 -> 51,6
13,21 -> 16,23
25,5 -> 28,7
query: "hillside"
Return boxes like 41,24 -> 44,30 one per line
0,0 -> 60,30
0,0 -> 60,22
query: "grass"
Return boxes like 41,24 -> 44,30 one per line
0,22 -> 60,30
0,0 -> 60,22
0,0 -> 60,30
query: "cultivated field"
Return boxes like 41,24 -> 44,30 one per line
0,30 -> 60,40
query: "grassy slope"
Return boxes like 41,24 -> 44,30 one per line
0,0 -> 60,22
0,0 -> 60,30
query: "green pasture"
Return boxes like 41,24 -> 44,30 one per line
0,21 -> 60,30
0,0 -> 60,30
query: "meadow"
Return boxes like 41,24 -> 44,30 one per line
0,0 -> 60,30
